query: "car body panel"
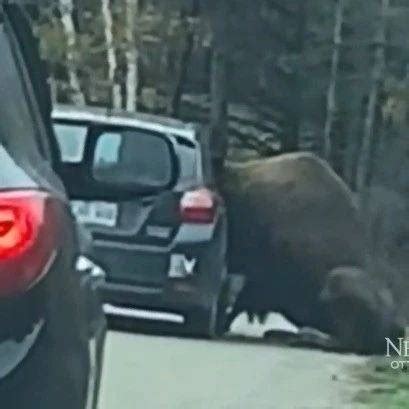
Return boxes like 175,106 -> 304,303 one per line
0,319 -> 44,380
0,5 -> 106,408
53,106 -> 228,326
53,104 -> 198,140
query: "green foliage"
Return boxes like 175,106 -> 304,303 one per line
35,18 -> 67,64
32,0 -> 202,110
31,0 -> 409,171
353,358 -> 409,408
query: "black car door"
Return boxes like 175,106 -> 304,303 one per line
0,5 -> 95,408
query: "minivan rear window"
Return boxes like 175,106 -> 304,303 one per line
93,129 -> 173,187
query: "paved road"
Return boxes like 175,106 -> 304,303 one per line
99,314 -> 368,409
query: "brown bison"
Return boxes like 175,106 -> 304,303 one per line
220,152 -> 406,353
220,152 -> 369,340
320,266 -> 405,354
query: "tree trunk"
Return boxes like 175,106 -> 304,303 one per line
101,0 -> 122,109
169,1 -> 200,117
343,1 -> 380,189
125,0 -> 139,112
59,0 -> 85,105
207,0 -> 228,170
49,75 -> 58,105
210,47 -> 228,171
323,0 -> 345,162
343,99 -> 365,189
284,0 -> 307,153
356,0 -> 389,193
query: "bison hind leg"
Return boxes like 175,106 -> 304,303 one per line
247,311 -> 256,324
243,309 -> 268,325
256,310 -> 269,325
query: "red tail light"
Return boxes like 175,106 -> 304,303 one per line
180,188 -> 216,224
0,190 -> 58,297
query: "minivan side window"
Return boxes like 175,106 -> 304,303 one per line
54,123 -> 88,163
177,143 -> 198,186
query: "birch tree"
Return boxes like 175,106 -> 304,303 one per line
125,0 -> 139,112
101,0 -> 122,109
296,0 -> 336,155
323,0 -> 345,162
59,0 -> 85,105
356,0 -> 389,193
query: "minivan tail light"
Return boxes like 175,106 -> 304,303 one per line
0,190 -> 58,297
180,188 -> 216,224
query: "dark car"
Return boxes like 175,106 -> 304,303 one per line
0,4 -> 106,408
52,104 -> 239,337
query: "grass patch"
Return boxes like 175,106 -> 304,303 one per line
353,357 -> 409,408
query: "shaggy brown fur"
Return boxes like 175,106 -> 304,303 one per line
320,266 -> 405,354
221,152 -> 366,334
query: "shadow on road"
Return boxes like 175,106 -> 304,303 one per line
107,315 -> 355,356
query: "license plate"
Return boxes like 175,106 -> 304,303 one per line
71,201 -> 118,227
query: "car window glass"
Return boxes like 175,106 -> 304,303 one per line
93,129 -> 173,187
0,23 -> 43,163
94,132 -> 121,164
177,143 -> 197,185
53,123 -> 88,163
6,6 -> 54,163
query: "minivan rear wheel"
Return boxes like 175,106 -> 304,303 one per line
186,289 -> 228,339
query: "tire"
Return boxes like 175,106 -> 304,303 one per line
186,307 -> 217,339
186,286 -> 228,339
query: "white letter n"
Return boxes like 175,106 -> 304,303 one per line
385,337 -> 403,357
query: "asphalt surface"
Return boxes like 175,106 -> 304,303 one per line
99,314 -> 368,409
